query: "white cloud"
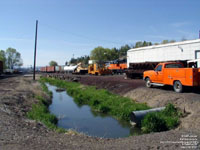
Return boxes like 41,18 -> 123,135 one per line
176,30 -> 197,39
146,35 -> 171,40
0,37 -> 32,42
170,22 -> 191,28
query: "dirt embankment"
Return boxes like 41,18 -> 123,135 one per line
0,75 -> 200,150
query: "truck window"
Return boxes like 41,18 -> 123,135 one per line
155,65 -> 162,71
165,64 -> 183,68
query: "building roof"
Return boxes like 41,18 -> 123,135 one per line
128,39 -> 200,52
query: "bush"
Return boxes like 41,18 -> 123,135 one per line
141,103 -> 180,133
27,97 -> 58,129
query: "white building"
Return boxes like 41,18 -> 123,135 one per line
127,39 -> 200,68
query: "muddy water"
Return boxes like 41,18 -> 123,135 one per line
47,84 -> 141,138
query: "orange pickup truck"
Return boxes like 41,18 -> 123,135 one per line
143,62 -> 200,92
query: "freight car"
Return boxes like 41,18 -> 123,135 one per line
0,61 -> 3,75
126,39 -> 200,78
40,66 -> 55,73
64,65 -> 77,73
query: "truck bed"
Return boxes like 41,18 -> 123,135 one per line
163,68 -> 199,86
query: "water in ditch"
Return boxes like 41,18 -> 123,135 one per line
47,83 -> 142,138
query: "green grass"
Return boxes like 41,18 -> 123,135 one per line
40,77 -> 150,121
39,79 -> 52,97
141,103 -> 181,133
27,81 -> 65,133
39,77 -> 181,134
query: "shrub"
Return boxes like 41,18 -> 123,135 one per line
27,97 -> 58,129
141,104 -> 180,133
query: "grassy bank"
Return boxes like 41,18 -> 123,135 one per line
40,77 -> 150,121
40,77 -> 181,134
141,103 -> 181,133
27,80 -> 65,133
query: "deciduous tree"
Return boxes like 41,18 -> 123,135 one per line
49,60 -> 58,66
6,47 -> 23,69
0,50 -> 6,68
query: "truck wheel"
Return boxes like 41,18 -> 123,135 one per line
173,81 -> 183,93
145,78 -> 152,88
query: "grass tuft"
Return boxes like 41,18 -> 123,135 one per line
141,103 -> 180,133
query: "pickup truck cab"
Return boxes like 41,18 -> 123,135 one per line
143,62 -> 200,92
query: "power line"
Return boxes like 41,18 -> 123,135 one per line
39,22 -> 128,45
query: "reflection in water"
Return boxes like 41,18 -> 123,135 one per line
47,83 -> 142,138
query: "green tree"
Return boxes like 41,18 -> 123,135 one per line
109,48 -> 119,60
134,41 -> 152,48
118,44 -> 131,58
169,40 -> 176,43
0,50 -> 6,68
69,55 -> 90,65
90,46 -> 109,63
161,40 -> 169,44
135,41 -> 143,48
49,60 -> 58,66
6,47 -> 23,69
144,41 -> 152,46
69,58 -> 77,65
82,55 -> 90,66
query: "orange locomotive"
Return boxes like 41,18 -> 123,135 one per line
143,62 -> 200,92
108,59 -> 127,74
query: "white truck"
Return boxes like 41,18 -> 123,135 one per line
126,39 -> 200,78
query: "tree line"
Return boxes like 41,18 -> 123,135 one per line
0,47 -> 23,69
49,39 -> 181,66
71,40 -> 177,65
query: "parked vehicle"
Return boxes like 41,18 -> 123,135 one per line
108,59 -> 127,74
73,63 -> 88,74
143,62 -> 200,92
88,60 -> 111,75
126,39 -> 200,78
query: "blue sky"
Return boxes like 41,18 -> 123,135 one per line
0,0 -> 199,67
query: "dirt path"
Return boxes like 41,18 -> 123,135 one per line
0,75 -> 199,150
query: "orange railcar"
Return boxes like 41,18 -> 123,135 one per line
40,66 -> 55,73
108,63 -> 127,74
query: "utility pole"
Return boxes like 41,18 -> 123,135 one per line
33,20 -> 38,80
199,30 -> 200,39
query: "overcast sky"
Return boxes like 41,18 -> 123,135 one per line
0,0 -> 199,67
